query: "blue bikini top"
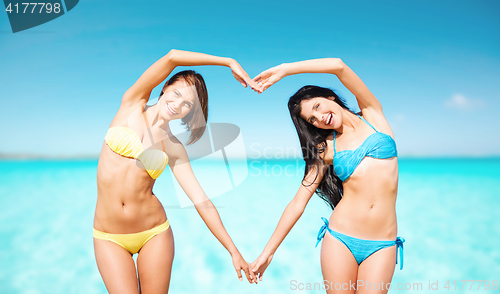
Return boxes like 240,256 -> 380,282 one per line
332,114 -> 397,182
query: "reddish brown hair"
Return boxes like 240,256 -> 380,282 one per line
161,70 -> 208,145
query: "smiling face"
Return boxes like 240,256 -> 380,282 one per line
159,80 -> 198,121
299,97 -> 344,130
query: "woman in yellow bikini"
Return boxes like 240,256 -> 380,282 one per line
93,49 -> 258,293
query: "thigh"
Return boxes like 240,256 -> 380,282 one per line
356,245 -> 397,294
321,231 -> 359,294
94,238 -> 140,294
136,226 -> 175,294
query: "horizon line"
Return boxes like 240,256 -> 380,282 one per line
1,153 -> 499,160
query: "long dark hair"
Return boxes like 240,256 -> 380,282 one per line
288,85 -> 355,210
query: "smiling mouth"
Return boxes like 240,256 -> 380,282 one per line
326,113 -> 333,125
166,103 -> 178,115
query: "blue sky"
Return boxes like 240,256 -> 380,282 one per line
0,0 -> 499,158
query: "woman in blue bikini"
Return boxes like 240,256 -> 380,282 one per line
251,58 -> 404,293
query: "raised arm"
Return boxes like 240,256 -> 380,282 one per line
122,49 -> 257,106
251,164 -> 325,281
167,140 -> 256,283
254,58 -> 382,113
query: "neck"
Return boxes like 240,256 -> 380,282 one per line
145,104 -> 171,133
336,110 -> 359,134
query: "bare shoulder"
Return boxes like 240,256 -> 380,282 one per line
121,89 -> 152,108
108,100 -> 147,128
358,108 -> 395,138
162,133 -> 187,161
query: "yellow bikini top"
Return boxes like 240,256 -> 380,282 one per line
104,112 -> 168,179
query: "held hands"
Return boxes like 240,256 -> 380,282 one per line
231,250 -> 274,284
229,60 -> 288,93
228,59 -> 259,91
251,252 -> 274,282
253,63 -> 288,93
232,251 -> 258,284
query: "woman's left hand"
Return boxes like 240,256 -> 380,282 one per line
252,63 -> 288,93
232,252 -> 257,284
228,59 -> 259,92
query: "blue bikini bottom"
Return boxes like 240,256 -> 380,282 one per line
316,217 -> 405,270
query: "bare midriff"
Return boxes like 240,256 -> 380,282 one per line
329,156 -> 399,240
93,141 -> 167,234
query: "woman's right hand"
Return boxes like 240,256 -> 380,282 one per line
228,59 -> 259,92
253,64 -> 288,93
231,251 -> 257,283
251,252 -> 274,282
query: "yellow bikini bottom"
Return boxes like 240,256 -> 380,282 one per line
93,219 -> 170,254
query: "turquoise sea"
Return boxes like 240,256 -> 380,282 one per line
0,158 -> 499,293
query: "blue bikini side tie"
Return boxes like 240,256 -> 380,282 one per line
316,217 -> 405,270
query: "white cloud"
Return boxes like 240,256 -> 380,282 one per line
444,94 -> 485,110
